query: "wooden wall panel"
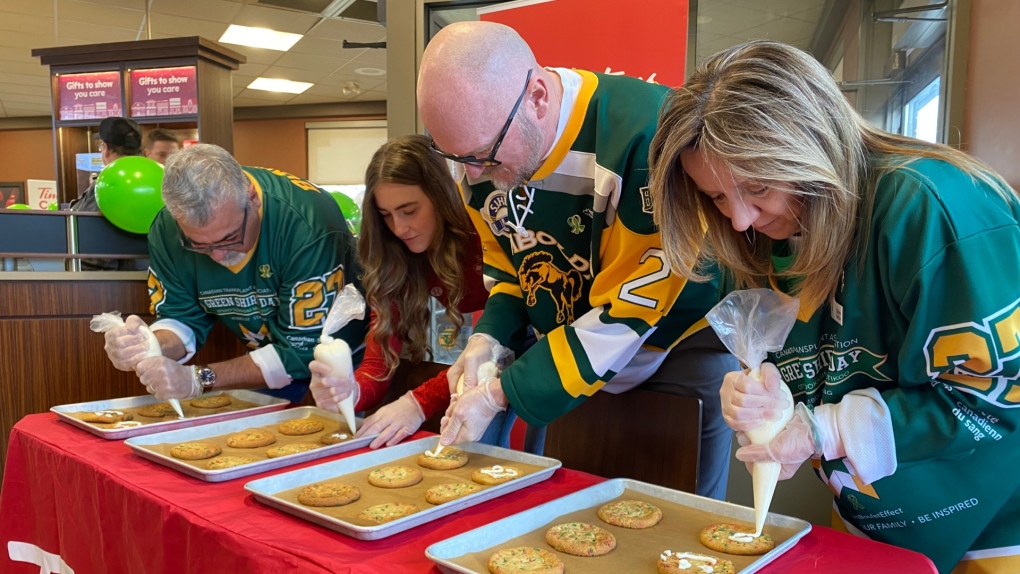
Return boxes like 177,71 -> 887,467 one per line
0,279 -> 245,481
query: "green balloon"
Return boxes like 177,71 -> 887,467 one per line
47,202 -> 59,210
95,156 -> 164,234
329,191 -> 362,235
7,203 -> 31,210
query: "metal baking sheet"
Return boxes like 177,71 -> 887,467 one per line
426,478 -> 812,574
244,437 -> 562,540
51,390 -> 289,440
124,407 -> 372,482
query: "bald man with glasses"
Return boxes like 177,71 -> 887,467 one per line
419,21 -> 737,500
102,144 -> 368,404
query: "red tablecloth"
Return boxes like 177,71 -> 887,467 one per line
1,413 -> 938,573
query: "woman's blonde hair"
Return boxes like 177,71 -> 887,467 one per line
649,39 -> 1016,311
359,134 -> 473,379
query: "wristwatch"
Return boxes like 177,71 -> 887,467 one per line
194,365 -> 216,394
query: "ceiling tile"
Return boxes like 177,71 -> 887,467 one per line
0,60 -> 52,77
226,44 -> 283,66
353,89 -> 385,102
151,0 -> 240,24
287,93 -> 347,105
56,24 -> 140,44
233,4 -> 319,35
150,14 -> 229,40
0,71 -> 50,88
0,45 -> 41,64
0,30 -> 57,51
0,0 -> 55,17
346,47 -> 386,67
4,104 -> 53,115
0,84 -> 51,97
0,93 -> 54,106
273,50 -> 347,73
319,68 -> 385,86
57,0 -> 144,30
307,17 -> 385,43
260,65 -> 327,83
237,62 -> 269,77
235,88 -> 296,102
0,11 -> 56,36
288,35 -> 344,56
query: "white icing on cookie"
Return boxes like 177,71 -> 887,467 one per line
112,421 -> 142,428
728,533 -> 758,543
479,465 -> 518,479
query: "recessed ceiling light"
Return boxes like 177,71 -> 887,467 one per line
353,67 -> 386,77
220,25 -> 303,51
248,77 -> 313,94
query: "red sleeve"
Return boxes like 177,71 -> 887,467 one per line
354,310 -> 403,411
412,370 -> 453,419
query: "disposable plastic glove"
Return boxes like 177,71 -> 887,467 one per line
103,315 -> 152,371
308,359 -> 361,413
446,333 -> 500,394
720,362 -> 791,431
735,403 -> 827,480
357,392 -> 427,449
439,378 -> 507,446
136,356 -> 201,400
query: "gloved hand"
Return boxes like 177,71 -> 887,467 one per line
103,315 -> 152,371
439,378 -> 507,446
357,392 -> 427,449
720,362 -> 791,431
308,359 -> 361,413
447,333 -> 500,394
735,403 -> 825,480
135,356 -> 201,400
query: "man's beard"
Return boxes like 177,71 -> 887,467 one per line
212,250 -> 247,268
484,113 -> 546,191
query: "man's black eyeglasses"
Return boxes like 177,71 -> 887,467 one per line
430,69 -> 533,167
177,205 -> 249,253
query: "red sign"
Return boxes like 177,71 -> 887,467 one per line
57,71 -> 122,121
479,0 -> 688,87
129,66 -> 198,117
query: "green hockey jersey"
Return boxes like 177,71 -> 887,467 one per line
745,157 -> 1020,573
461,70 -> 719,427
147,166 -> 368,391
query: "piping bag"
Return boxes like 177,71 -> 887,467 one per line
706,289 -> 799,536
314,284 -> 366,435
90,312 -> 184,419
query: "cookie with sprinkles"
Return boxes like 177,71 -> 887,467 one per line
487,547 -> 564,574
657,549 -> 736,574
545,522 -> 616,557
699,523 -> 775,555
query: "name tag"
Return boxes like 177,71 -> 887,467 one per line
831,300 -> 844,325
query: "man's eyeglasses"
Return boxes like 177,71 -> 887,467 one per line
177,205 -> 249,253
430,69 -> 533,167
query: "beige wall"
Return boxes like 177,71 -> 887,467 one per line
963,0 -> 1020,188
0,129 -> 55,188
233,118 -> 312,179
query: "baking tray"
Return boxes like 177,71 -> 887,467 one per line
51,390 -> 289,440
244,437 -> 562,540
426,478 -> 812,574
125,406 -> 372,482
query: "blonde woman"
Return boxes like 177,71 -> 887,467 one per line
648,40 -> 1020,573
310,135 -> 524,449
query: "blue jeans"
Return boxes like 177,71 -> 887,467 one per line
477,406 -> 548,455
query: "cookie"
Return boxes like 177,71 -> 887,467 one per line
425,482 -> 481,505
657,550 -> 736,574
367,465 -> 423,488
82,410 -> 132,424
138,403 -> 180,418
545,522 -> 616,557
487,547 -> 564,574
190,395 -> 232,409
597,499 -> 663,529
225,429 -> 276,448
471,465 -> 521,485
356,502 -> 419,524
206,456 -> 258,470
320,431 -> 351,445
170,442 -> 222,460
417,447 -> 469,470
278,418 -> 325,436
266,443 -> 321,458
699,523 -> 775,556
297,482 -> 361,507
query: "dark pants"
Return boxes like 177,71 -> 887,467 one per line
639,328 -> 737,500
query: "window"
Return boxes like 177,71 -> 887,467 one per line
904,77 -> 940,143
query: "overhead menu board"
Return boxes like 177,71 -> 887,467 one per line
57,71 -> 122,120
129,66 -> 198,117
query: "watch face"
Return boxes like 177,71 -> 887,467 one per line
199,368 -> 216,384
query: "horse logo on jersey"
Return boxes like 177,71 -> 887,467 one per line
481,190 -> 513,237
259,264 -> 272,279
147,270 -> 166,315
519,251 -> 583,324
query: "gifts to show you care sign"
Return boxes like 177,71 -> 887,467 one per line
129,66 -> 198,118
58,71 -> 122,121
